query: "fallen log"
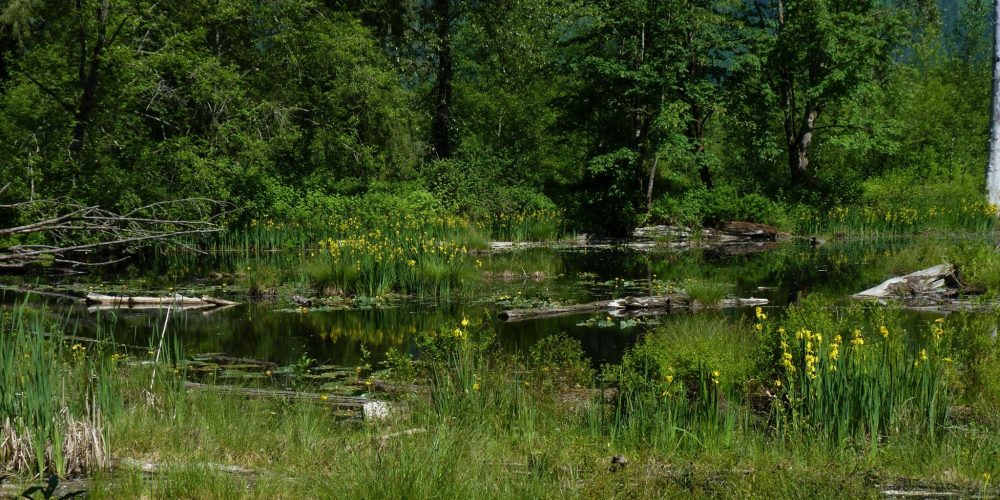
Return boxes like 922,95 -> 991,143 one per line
85,293 -> 239,309
498,294 -> 768,322
201,295 -> 240,306
853,264 -> 958,301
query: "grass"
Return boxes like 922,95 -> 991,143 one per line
796,178 -> 998,236
301,214 -> 484,298
0,300 -> 118,478
4,288 -> 1000,497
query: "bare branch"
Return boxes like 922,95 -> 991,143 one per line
0,197 -> 233,271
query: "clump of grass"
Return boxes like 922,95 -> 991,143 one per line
763,300 -> 950,445
306,214 -> 482,298
682,279 -> 734,305
0,302 -> 116,477
485,208 -> 566,242
238,263 -> 282,299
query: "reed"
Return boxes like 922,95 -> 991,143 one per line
0,300 -> 116,477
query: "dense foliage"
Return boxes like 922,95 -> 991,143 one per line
0,0 -> 991,234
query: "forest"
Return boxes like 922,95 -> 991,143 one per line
0,0 -> 991,235
3,1 -> 1000,499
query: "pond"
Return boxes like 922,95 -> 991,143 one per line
2,235 -> 995,369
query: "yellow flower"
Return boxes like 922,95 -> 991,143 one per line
851,329 -> 864,347
473,382 -> 480,391
879,325 -> 889,338
453,328 -> 465,339
919,348 -> 928,361
461,317 -> 470,327
774,379 -> 782,387
665,375 -> 674,384
755,307 -> 766,321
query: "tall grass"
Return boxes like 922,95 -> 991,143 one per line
0,300 -> 117,477
764,302 -> 951,447
303,214 -> 483,298
797,199 -> 998,236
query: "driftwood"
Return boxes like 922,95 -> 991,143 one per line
853,264 -> 959,301
85,293 -> 239,310
498,294 -> 768,322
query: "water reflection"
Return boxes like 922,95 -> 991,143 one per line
5,236 -> 995,367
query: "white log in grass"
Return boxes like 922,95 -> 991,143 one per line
988,0 -> 1000,207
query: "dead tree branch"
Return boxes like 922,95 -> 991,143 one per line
0,197 -> 235,270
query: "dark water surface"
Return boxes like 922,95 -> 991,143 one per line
3,236 -> 993,367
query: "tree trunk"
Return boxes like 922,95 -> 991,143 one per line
71,0 -> 115,158
794,107 -> 818,177
987,0 -> 1000,206
690,103 -> 713,188
646,156 -> 659,214
431,0 -> 453,159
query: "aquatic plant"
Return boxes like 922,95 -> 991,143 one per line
767,303 -> 951,446
0,302 -> 117,477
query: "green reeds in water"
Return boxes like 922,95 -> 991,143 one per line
0,300 -> 119,477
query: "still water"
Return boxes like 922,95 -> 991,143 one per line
3,236 -> 989,368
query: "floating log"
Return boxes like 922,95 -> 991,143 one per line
201,295 -> 240,306
85,293 -> 239,309
498,294 -> 768,322
853,264 -> 959,301
183,381 -> 373,410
